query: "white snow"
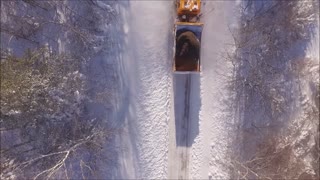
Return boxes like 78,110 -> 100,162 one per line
306,17 -> 319,62
115,0 -> 318,178
189,1 -> 238,179
112,1 -> 172,179
2,0 -> 317,179
115,0 -> 238,179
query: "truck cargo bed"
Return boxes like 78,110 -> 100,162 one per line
173,22 -> 203,72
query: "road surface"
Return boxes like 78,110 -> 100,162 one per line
169,73 -> 200,179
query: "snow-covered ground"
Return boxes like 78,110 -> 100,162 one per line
113,0 -> 238,179
113,0 -> 319,179
189,1 -> 237,179
111,1 -> 173,179
1,0 -> 318,179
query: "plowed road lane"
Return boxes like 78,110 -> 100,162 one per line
169,73 -> 200,179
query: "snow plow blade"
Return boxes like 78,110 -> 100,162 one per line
173,22 -> 203,72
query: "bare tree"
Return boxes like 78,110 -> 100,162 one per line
0,0 -> 116,54
227,0 -> 319,179
1,0 -> 120,179
0,47 -> 111,179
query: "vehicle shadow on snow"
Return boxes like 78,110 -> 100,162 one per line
173,73 -> 200,147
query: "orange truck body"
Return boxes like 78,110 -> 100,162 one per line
174,1 -> 203,72
177,0 -> 201,16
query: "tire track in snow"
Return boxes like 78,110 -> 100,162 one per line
169,73 -> 200,179
179,74 -> 191,179
170,74 -> 191,179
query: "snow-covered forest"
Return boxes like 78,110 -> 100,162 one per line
1,1 -> 119,179
229,1 -> 319,179
1,0 -> 319,179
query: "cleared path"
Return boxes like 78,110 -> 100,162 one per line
169,73 -> 200,179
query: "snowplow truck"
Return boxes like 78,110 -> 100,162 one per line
174,0 -> 203,72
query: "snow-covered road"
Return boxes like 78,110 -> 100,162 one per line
116,1 -> 173,179
190,1 -> 237,178
168,73 -> 200,179
1,0 -> 317,179
111,0 -> 320,179
114,1 -> 238,179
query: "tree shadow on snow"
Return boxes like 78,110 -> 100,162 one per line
85,0 -> 141,179
231,0 -> 319,178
